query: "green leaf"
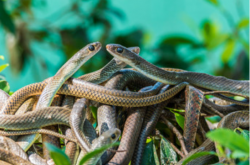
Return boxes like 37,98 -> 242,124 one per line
206,116 -> 221,124
206,0 -> 219,6
8,91 -> 14,95
141,141 -> 158,165
208,34 -> 229,49
0,80 -> 10,93
237,18 -> 249,29
235,128 -> 249,142
234,96 -> 246,101
0,64 -> 9,72
206,129 -> 249,154
160,35 -> 198,46
238,160 -> 250,165
45,143 -> 71,165
171,111 -> 185,130
232,150 -> 249,158
79,142 -> 120,165
221,39 -> 235,63
182,151 -> 217,165
167,107 -> 185,113
0,56 -> 4,60
153,140 -> 160,165
90,106 -> 98,120
0,1 -> 15,34
160,137 -> 177,165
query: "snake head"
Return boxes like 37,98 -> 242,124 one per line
92,128 -> 121,147
106,44 -> 141,65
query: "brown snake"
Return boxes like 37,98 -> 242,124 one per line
106,44 -> 249,97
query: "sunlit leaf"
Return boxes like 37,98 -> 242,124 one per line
90,106 -> 98,120
221,39 -> 235,63
167,107 -> 185,113
79,142 -> 119,165
206,116 -> 221,124
206,0 -> 219,6
0,56 -> 4,60
182,151 -> 217,165
0,80 -> 10,93
45,143 -> 71,165
0,1 -> 15,34
160,137 -> 177,165
232,150 -> 249,159
237,18 -> 249,29
0,64 -> 9,72
207,34 -> 229,49
8,91 -> 14,95
207,129 -> 249,155
234,96 -> 246,101
170,110 -> 185,129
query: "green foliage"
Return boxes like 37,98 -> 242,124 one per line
206,0 -> 219,6
160,137 -> 178,165
142,136 -> 178,165
206,116 -> 221,124
45,143 -> 71,165
168,108 -> 185,130
0,80 -> 10,93
0,1 -> 15,34
90,106 -> 98,120
79,142 -> 120,165
207,128 -> 249,159
237,18 -> 249,29
221,39 -> 235,63
182,151 -> 217,165
141,140 -> 159,165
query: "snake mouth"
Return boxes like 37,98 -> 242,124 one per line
92,41 -> 102,51
106,44 -> 114,50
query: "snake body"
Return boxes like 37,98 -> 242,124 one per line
0,107 -> 70,130
36,42 -> 101,109
132,85 -> 170,165
106,44 -> 249,97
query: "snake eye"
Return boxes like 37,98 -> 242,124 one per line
116,47 -> 123,53
88,45 -> 95,51
111,134 -> 116,139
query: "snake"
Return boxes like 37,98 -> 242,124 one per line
86,128 -> 121,165
35,42 -> 102,109
0,148 -> 33,165
106,44 -> 249,98
107,86 -> 151,165
97,71 -> 164,163
1,76 -> 188,115
28,152 -> 48,165
183,85 -> 204,152
0,107 -> 70,130
132,85 -> 171,165
78,46 -> 140,84
70,98 -> 92,152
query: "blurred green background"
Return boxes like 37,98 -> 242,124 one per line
0,0 -> 249,91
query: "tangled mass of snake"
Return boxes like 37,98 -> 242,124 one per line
0,42 -> 248,165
